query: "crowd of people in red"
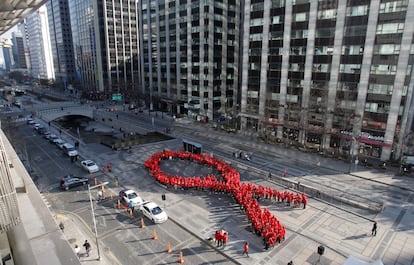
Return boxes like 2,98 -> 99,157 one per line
144,150 -> 308,249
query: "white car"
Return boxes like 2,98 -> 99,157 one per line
140,201 -> 168,223
119,189 -> 144,207
81,160 -> 99,173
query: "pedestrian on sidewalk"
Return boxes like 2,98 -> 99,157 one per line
283,168 -> 287,177
74,245 -> 80,258
83,240 -> 91,257
59,221 -> 64,232
371,221 -> 378,236
242,241 -> 249,257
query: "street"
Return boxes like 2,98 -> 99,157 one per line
6,99 -> 414,265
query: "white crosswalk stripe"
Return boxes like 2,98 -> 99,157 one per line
39,193 -> 52,208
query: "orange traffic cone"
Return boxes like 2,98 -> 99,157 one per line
141,218 -> 146,228
167,241 -> 172,253
178,250 -> 184,264
117,199 -> 121,209
153,228 -> 158,240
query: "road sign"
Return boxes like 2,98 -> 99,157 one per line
112,93 -> 123,101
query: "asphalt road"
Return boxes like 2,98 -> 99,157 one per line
13,118 -> 238,265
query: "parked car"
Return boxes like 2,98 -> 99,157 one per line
140,201 -> 168,223
60,175 -> 89,190
81,160 -> 99,173
33,123 -> 41,130
48,134 -> 59,143
37,127 -> 47,134
27,118 -> 35,124
119,189 -> 144,207
43,131 -> 52,139
55,139 -> 65,149
62,143 -> 78,157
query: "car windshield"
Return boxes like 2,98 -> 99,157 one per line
151,206 -> 162,215
67,147 -> 75,151
87,162 -> 95,166
128,193 -> 138,199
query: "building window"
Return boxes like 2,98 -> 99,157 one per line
339,64 -> 361,74
250,18 -> 264,26
376,23 -> 404,34
291,29 -> 308,39
346,5 -> 368,16
315,46 -> 333,55
251,2 -> 264,12
370,64 -> 397,75
313,64 -> 330,73
342,45 -> 363,55
294,12 -> 308,22
379,0 -> 408,13
249,33 -> 263,41
269,31 -> 283,40
368,84 -> 393,95
344,25 -> 367,36
373,44 -> 400,55
271,0 -> 285,8
317,9 -> 336,20
271,15 -> 283,24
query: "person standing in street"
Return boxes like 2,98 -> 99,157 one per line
97,190 -> 103,202
371,221 -> 378,236
222,232 -> 228,248
83,240 -> 91,257
242,241 -> 249,257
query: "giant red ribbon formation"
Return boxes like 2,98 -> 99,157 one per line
144,150 -> 307,248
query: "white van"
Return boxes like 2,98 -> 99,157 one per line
62,143 -> 78,157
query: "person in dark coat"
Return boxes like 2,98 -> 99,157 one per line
371,221 -> 377,236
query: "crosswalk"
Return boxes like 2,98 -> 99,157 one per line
39,192 -> 52,208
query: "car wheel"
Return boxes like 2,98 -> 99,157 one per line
65,186 -> 69,191
82,181 -> 87,185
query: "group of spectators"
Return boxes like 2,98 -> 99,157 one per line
144,150 -> 308,249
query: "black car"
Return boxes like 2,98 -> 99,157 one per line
60,175 -> 89,190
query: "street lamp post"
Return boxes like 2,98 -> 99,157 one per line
87,181 -> 109,261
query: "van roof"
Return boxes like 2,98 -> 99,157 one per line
63,143 -> 74,148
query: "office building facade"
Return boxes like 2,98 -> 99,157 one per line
46,0 -> 76,85
11,31 -> 27,69
69,0 -> 140,100
241,0 -> 414,161
137,0 -> 240,120
26,5 -> 55,80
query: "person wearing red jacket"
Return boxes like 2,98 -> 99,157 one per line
222,232 -> 229,248
242,241 -> 249,257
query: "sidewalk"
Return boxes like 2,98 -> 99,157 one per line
54,211 -> 118,265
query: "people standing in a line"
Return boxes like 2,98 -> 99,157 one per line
83,240 -> 91,257
371,221 -> 377,236
74,245 -> 81,258
242,241 -> 249,257
283,168 -> 287,177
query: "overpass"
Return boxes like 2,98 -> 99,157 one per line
34,102 -> 95,122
